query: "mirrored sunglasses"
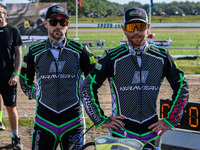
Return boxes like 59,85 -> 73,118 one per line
125,22 -> 147,32
48,18 -> 68,27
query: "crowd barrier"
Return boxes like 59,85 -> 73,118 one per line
22,39 -> 200,66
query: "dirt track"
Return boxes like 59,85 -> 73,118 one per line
0,74 -> 199,149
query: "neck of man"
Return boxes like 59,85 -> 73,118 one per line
127,42 -> 148,54
48,33 -> 65,43
49,38 -> 66,48
127,42 -> 146,49
128,40 -> 147,49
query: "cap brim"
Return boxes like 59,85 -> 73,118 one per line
125,18 -> 147,24
48,13 -> 69,19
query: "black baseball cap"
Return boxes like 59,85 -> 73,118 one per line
124,7 -> 148,24
45,5 -> 69,20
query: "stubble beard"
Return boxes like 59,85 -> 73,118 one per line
128,34 -> 146,47
0,18 -> 4,24
50,29 -> 64,41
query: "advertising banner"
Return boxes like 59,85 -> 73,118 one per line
6,2 -> 67,40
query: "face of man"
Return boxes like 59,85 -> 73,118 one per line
44,14 -> 70,42
122,21 -> 150,48
0,7 -> 7,26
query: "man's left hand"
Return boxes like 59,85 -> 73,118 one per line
148,119 -> 171,136
8,75 -> 18,86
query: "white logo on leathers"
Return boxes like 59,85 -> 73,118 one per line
132,71 -> 149,84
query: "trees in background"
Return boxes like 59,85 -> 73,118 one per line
38,0 -> 200,17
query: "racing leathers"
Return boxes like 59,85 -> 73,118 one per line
80,43 -> 189,142
20,38 -> 95,150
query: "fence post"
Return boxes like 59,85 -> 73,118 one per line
197,40 -> 200,66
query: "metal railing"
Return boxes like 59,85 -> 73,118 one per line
197,40 -> 200,66
88,46 -> 200,64
22,40 -> 200,66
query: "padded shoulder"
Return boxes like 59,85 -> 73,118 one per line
29,40 -> 46,56
148,44 -> 168,58
107,45 -> 129,60
66,39 -> 84,53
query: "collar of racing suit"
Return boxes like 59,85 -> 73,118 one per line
126,42 -> 148,55
46,38 -> 67,50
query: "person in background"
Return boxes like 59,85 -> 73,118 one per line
80,7 -> 189,149
0,3 -> 23,150
20,5 -> 95,150
0,95 -> 5,130
25,3 -> 57,35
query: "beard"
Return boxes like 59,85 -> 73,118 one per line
0,18 -> 4,23
127,34 -> 146,47
50,28 -> 64,41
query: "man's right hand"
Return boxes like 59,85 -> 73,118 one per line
101,116 -> 125,130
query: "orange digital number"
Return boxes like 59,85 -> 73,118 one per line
189,107 -> 199,128
161,103 -> 170,118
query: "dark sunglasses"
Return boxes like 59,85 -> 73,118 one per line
47,18 -> 68,27
125,22 -> 147,32
0,11 -> 5,15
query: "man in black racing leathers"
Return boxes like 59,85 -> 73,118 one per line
80,7 -> 189,148
20,5 -> 95,150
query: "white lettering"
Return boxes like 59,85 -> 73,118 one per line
40,74 -> 75,79
120,86 -> 159,91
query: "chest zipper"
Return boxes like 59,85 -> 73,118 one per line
54,55 -> 60,121
139,54 -> 143,122
54,60 -> 59,75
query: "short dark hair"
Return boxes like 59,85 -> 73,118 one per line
0,3 -> 7,12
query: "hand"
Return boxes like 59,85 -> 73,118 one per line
25,27 -> 33,34
8,75 -> 18,86
148,119 -> 171,136
101,116 -> 125,130
26,24 -> 37,35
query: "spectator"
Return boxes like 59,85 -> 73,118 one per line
0,3 -> 23,150
0,95 -> 5,130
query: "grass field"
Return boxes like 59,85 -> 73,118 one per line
22,28 -> 200,74
66,28 -> 200,47
69,15 -> 200,23
67,29 -> 200,73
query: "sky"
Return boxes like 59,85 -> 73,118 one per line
1,0 -> 200,5
1,0 -> 30,5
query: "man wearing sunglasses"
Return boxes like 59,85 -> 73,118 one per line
80,7 -> 189,149
0,3 -> 23,150
20,5 -> 95,150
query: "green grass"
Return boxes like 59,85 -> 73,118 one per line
3,117 -> 35,128
168,49 -> 197,55
151,15 -> 200,23
154,32 -> 200,47
69,15 -> 200,23
179,65 -> 200,74
22,28 -> 200,74
68,30 -> 125,47
70,16 -> 123,23
67,29 -> 200,48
